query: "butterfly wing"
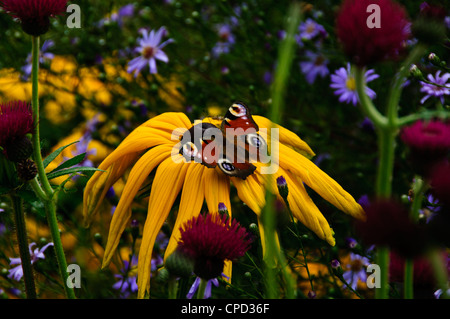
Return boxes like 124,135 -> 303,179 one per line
217,102 -> 268,179
179,122 -> 220,168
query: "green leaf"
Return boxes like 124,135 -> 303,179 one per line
46,166 -> 104,180
43,141 -> 79,169
49,153 -> 87,173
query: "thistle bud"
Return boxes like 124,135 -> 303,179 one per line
165,248 -> 194,278
16,159 -> 37,181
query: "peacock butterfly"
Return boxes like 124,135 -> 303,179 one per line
179,102 -> 268,179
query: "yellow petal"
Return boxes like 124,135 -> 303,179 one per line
279,143 -> 365,220
137,157 -> 189,299
203,168 -> 231,214
231,174 -> 266,214
203,168 -> 233,281
254,115 -> 315,157
83,114 -> 190,224
283,170 -> 335,246
164,163 -> 206,262
83,152 -> 139,225
102,144 -> 173,268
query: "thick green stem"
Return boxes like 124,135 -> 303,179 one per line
196,278 -> 208,299
403,260 -> 414,299
261,2 -> 301,299
428,249 -> 449,299
168,277 -> 178,299
11,193 -> 37,299
30,36 -> 75,299
44,199 -> 76,299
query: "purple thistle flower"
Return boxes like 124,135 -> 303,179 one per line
330,63 -> 379,106
300,51 -> 329,84
420,70 -> 450,104
127,27 -> 173,77
8,242 -> 53,281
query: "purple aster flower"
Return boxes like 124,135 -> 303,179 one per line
187,277 -> 219,299
300,51 -> 329,84
212,24 -> 235,58
420,70 -> 450,104
186,273 -> 229,299
127,27 -> 174,77
8,242 -> 53,281
21,40 -> 54,80
342,252 -> 370,290
297,18 -> 327,42
330,63 -> 379,106
113,255 -> 138,298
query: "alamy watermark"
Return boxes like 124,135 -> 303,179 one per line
66,264 -> 81,289
366,4 -> 381,29
66,4 -> 81,29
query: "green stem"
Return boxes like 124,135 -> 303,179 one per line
261,2 -> 302,299
428,249 -> 449,299
403,176 -> 426,299
10,193 -> 37,299
404,260 -> 414,299
44,199 -> 76,299
30,36 -> 75,299
196,278 -> 208,299
168,277 -> 178,299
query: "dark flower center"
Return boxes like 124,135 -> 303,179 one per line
142,46 -> 155,59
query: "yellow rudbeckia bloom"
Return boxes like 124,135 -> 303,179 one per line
82,111 -> 365,298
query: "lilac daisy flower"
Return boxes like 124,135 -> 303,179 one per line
420,70 -> 450,105
8,242 -> 54,281
127,27 -> 174,77
300,51 -> 329,84
113,255 -> 138,298
21,40 -> 55,80
330,63 -> 379,106
342,252 -> 370,290
187,277 -> 219,299
186,273 -> 229,299
297,18 -> 327,41
212,24 -> 235,58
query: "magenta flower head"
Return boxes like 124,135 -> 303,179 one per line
177,213 -> 252,280
429,161 -> 450,207
0,0 -> 68,36
335,0 -> 410,66
0,101 -> 34,162
400,119 -> 450,176
356,198 -> 428,259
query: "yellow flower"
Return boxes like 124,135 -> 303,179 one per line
83,111 -> 365,298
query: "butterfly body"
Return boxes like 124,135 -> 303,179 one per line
179,102 -> 267,179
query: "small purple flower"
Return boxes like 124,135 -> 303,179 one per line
297,18 -> 327,42
342,252 -> 370,290
300,51 -> 329,84
330,63 -> 379,106
420,70 -> 450,105
21,40 -> 54,80
8,242 -> 54,281
127,27 -> 174,77
113,255 -> 138,298
187,273 -> 229,299
212,24 -> 235,58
